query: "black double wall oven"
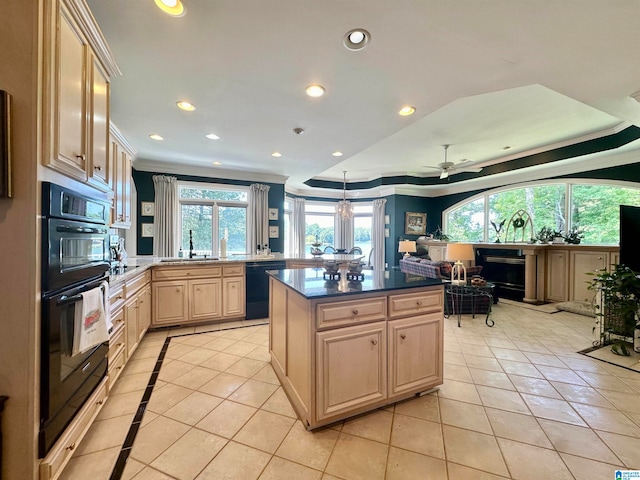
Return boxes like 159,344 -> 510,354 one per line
39,182 -> 111,457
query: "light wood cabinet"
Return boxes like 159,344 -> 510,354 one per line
270,278 -> 443,430
124,270 -> 152,358
388,314 -> 442,396
570,250 -> 609,303
152,263 -> 245,326
316,322 -> 387,420
42,0 -> 119,189
110,124 -> 134,228
546,249 -> 569,302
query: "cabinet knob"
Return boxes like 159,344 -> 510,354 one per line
352,309 -> 359,316
400,334 -> 406,340
176,288 -> 181,292
96,399 -> 104,405
370,339 -> 377,345
598,256 -> 603,260
66,442 -> 76,451
76,154 -> 86,161
416,300 -> 422,306
94,165 -> 102,171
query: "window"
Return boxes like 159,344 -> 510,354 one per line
305,202 -> 335,248
283,198 -> 292,256
444,181 -> 640,245
353,204 -> 373,259
178,182 -> 248,256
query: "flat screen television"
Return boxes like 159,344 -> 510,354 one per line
619,205 -> 640,272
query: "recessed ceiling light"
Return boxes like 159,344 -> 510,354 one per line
332,151 -> 343,157
176,101 -> 196,111
503,145 -> 512,150
154,0 -> 185,17
271,152 -> 282,158
206,133 -> 220,140
344,28 -> 371,51
398,106 -> 416,116
149,134 -> 164,141
305,85 -> 326,97
212,161 -> 222,166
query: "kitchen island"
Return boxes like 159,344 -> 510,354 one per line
268,268 -> 445,429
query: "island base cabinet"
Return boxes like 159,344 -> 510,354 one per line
316,322 -> 387,421
388,314 -> 442,396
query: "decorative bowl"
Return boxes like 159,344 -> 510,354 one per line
323,260 -> 340,274
347,261 -> 364,275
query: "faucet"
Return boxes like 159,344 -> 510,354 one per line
189,230 -> 195,258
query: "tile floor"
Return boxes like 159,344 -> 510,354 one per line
60,302 -> 640,480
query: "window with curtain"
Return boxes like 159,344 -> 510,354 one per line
353,204 -> 373,258
305,202 -> 336,247
283,198 -> 292,255
178,182 -> 248,256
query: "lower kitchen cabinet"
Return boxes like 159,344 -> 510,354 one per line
570,250 -> 609,303
388,313 -> 442,396
125,276 -> 151,358
316,322 -> 387,420
151,263 -> 245,327
546,249 -> 569,302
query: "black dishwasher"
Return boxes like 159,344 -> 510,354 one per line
245,260 -> 286,320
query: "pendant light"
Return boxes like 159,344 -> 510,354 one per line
335,171 -> 353,219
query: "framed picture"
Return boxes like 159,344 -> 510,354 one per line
405,212 -> 427,235
269,225 -> 279,238
0,90 -> 11,198
268,208 -> 278,220
141,223 -> 154,237
141,201 -> 155,216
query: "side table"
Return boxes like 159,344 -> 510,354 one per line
445,282 -> 495,328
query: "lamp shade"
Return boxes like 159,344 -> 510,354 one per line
445,243 -> 474,262
398,240 -> 417,253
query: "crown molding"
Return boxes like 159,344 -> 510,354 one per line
64,0 -> 122,77
133,158 -> 288,185
109,123 -> 137,156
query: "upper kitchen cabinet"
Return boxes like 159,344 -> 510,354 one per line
42,0 -> 121,190
110,123 -> 135,228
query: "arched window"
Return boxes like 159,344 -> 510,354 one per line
444,181 -> 640,244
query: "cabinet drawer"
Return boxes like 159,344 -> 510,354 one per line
108,347 -> 126,390
125,269 -> 150,297
39,378 -> 108,480
152,266 -> 222,280
109,283 -> 125,311
316,296 -> 386,329
388,289 -> 443,318
110,307 -> 125,335
223,264 -> 244,276
108,322 -> 126,363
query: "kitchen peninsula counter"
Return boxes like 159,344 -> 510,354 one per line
268,268 -> 445,429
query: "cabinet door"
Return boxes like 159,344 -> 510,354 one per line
122,149 -> 132,226
112,145 -> 132,228
50,6 -> 89,180
124,297 -> 139,359
87,58 -> 110,191
388,314 -> 442,397
190,278 -> 222,321
152,281 -> 188,326
546,250 -> 569,302
316,322 -> 386,420
137,285 -> 151,340
223,277 -> 245,318
570,251 -> 608,303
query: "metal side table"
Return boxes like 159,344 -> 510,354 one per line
445,282 -> 495,328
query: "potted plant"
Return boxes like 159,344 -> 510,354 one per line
564,226 -> 585,245
587,264 -> 640,354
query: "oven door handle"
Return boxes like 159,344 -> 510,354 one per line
57,293 -> 83,306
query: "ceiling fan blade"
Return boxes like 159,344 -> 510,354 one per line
439,170 -> 449,180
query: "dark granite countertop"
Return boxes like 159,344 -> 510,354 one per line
268,268 -> 444,299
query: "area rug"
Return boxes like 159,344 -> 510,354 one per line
554,300 -> 595,318
499,298 -> 560,313
579,343 -> 640,372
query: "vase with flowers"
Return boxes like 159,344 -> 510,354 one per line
587,264 -> 640,354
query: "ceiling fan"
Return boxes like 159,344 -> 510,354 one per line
423,144 -> 483,179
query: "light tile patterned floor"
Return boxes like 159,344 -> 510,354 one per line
60,304 -> 640,480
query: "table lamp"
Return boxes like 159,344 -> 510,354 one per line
398,240 -> 417,259
445,243 -> 475,283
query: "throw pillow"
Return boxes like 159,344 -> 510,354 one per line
435,261 -> 452,277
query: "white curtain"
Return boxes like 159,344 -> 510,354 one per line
248,183 -> 270,254
335,215 -> 354,251
292,197 -> 306,256
371,198 -> 387,270
152,175 -> 178,257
